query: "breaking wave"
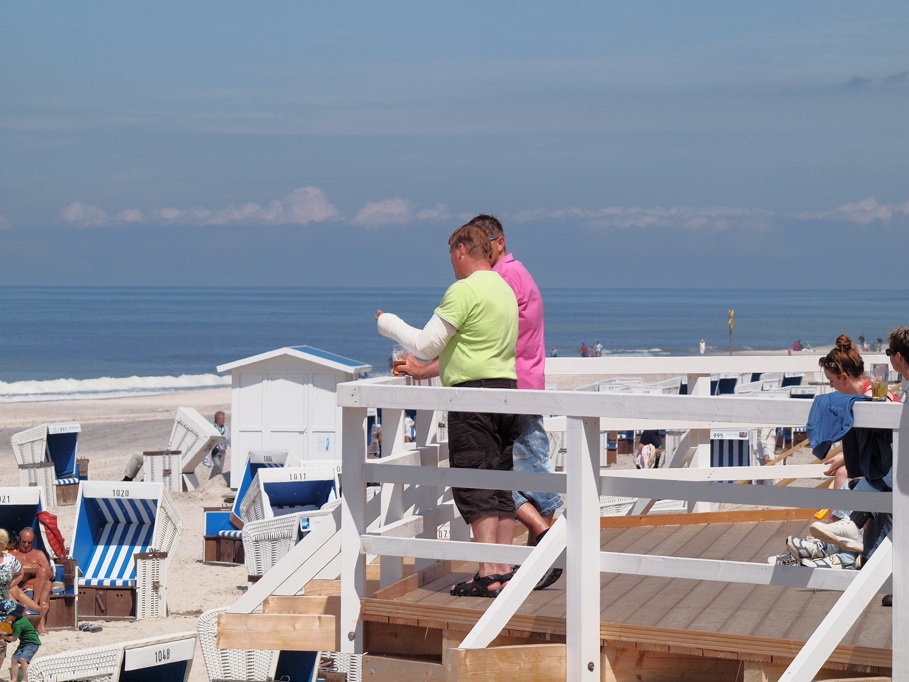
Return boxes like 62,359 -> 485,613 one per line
0,373 -> 229,403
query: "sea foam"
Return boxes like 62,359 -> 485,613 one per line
0,373 -> 229,403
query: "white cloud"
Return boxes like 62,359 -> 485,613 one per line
60,187 -> 340,228
791,197 -> 909,226
353,198 -> 414,228
511,205 -> 776,231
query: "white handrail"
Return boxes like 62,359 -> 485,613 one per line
337,363 -> 905,681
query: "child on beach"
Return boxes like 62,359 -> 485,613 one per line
2,603 -> 40,681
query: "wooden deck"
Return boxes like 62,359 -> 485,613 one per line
220,509 -> 894,681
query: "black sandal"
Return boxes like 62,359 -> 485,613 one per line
450,572 -> 507,597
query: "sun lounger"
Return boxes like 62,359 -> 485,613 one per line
10,422 -> 87,505
71,481 -> 183,620
202,449 -> 300,565
0,487 -> 78,628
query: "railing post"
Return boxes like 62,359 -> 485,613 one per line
687,372 -> 715,512
566,416 -> 601,681
340,405 -> 367,654
894,421 -> 907,679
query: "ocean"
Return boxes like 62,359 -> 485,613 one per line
0,286 -> 905,402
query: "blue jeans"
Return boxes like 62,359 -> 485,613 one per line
512,415 -> 564,517
12,642 -> 39,662
853,468 -> 893,558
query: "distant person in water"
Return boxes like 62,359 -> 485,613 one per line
699,339 -> 706,355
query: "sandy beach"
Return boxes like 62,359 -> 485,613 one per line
1,388 -> 236,682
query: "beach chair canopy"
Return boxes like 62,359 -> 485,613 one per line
229,449 -> 300,529
240,465 -> 340,525
0,487 -> 49,556
10,422 -> 81,480
167,407 -> 221,474
113,632 -> 197,682
710,429 -> 751,468
72,481 -> 181,587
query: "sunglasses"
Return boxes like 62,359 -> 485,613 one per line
886,348 -> 898,357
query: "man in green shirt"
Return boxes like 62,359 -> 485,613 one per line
377,223 -> 520,597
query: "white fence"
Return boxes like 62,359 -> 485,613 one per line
336,355 -> 905,681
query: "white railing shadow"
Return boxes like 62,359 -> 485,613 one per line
337,356 -> 905,681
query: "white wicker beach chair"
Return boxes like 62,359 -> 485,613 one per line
27,641 -> 123,682
202,450 -> 301,565
237,464 -> 341,581
27,631 -> 196,682
239,464 -> 341,525
11,422 -> 84,505
71,481 -> 183,620
165,407 -> 221,491
111,631 -> 197,682
197,607 -> 276,682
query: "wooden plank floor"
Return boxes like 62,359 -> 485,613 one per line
361,517 -> 893,670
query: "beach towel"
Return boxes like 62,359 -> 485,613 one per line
635,444 -> 656,469
36,511 -> 67,559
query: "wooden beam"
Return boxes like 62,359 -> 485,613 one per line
361,655 -> 446,681
262,595 -> 340,615
603,647 -> 742,681
599,507 -> 816,529
217,612 -> 340,652
445,643 -> 565,681
365,621 -> 443,659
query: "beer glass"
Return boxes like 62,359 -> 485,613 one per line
871,363 -> 889,401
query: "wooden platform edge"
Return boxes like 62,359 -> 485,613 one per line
360,599 -> 891,672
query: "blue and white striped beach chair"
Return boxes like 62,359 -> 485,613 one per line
240,464 -> 341,581
10,422 -> 85,505
0,486 -> 78,628
71,481 -> 183,620
202,450 -> 300,564
710,429 -> 753,483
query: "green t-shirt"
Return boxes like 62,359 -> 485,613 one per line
434,270 -> 518,387
12,617 -> 41,646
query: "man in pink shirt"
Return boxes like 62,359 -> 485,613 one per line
399,214 -> 563,590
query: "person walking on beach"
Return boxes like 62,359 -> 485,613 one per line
699,339 -> 706,355
396,215 -> 565,590
376,223 -> 521,598
578,342 -> 589,357
204,410 -> 230,469
593,340 -> 603,358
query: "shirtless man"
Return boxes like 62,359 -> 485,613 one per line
9,529 -> 51,635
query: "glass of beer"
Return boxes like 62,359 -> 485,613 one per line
871,363 -> 889,401
391,345 -> 406,376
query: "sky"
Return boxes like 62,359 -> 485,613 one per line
1,2 -> 907,289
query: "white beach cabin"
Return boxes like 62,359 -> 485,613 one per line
217,345 -> 371,489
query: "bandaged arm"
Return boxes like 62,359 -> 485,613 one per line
377,313 -> 456,360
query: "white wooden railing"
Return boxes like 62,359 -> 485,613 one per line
337,355 -> 906,681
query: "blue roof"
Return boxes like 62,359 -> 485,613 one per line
289,345 -> 367,369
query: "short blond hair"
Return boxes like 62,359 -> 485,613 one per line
0,529 -> 8,551
448,224 -> 493,262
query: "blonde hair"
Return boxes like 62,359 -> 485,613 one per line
0,529 -> 8,551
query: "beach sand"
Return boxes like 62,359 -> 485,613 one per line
1,388 -> 237,681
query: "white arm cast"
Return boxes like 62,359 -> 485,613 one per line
377,313 -> 456,360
